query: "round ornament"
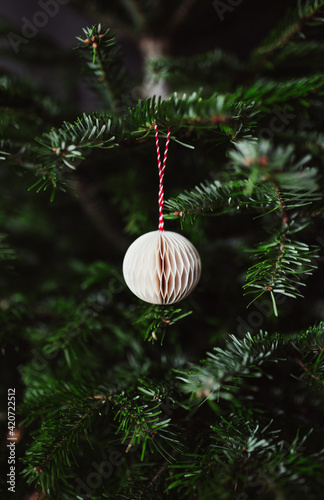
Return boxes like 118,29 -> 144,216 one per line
122,121 -> 201,304
123,230 -> 201,304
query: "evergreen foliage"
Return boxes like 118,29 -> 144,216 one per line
1,1 -> 324,499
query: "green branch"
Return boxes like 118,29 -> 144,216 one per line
109,393 -> 180,461
21,388 -> 108,493
75,25 -> 128,115
176,332 -> 280,404
164,178 -> 277,220
244,237 -> 319,310
252,0 -> 324,62
119,0 -> 147,31
167,416 -> 324,498
33,399 -> 103,474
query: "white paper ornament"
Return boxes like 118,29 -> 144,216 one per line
123,230 -> 201,304
122,121 -> 201,304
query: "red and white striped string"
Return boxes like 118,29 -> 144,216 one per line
154,120 -> 171,232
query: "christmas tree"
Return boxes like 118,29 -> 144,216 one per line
1,0 -> 324,498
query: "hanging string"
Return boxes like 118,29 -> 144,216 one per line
154,120 -> 171,232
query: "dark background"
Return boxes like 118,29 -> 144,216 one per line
0,0 -> 297,105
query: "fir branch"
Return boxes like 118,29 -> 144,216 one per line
0,75 -> 59,121
285,129 -> 324,158
166,139 -> 322,315
293,323 -> 324,386
297,322 -> 324,348
167,417 -> 324,498
255,180 -> 290,315
102,460 -> 174,500
166,139 -> 321,219
108,393 -> 181,462
37,112 -> 119,156
145,459 -> 170,493
273,181 -> 289,227
148,49 -> 242,92
130,304 -> 193,343
167,418 -> 280,494
33,399 -> 104,474
238,74 -> 324,110
0,139 -> 22,161
230,141 -> 321,209
31,113 -> 119,193
176,332 -> 280,404
31,93 -> 255,195
295,357 -> 324,385
75,25 -> 128,115
244,237 -> 319,312
21,384 -> 179,493
19,286 -> 146,384
164,178 -> 277,219
0,150 -> 10,161
21,390 -> 108,492
125,91 -> 254,132
119,0 -> 147,31
252,0 -> 324,62
268,40 -> 324,74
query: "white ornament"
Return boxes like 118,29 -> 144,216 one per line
123,230 -> 201,304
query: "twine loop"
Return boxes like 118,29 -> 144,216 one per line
154,120 -> 171,232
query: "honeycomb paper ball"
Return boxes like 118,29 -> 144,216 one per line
122,230 -> 201,304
